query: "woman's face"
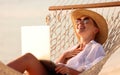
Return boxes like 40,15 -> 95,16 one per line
74,16 -> 99,38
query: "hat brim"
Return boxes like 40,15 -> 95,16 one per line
71,9 -> 108,44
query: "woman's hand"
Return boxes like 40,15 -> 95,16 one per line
55,48 -> 82,64
55,45 -> 83,64
55,63 -> 81,75
64,48 -> 82,59
55,63 -> 70,75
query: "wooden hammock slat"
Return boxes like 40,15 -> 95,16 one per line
0,61 -> 22,75
49,1 -> 120,11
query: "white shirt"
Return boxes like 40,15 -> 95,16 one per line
65,40 -> 105,72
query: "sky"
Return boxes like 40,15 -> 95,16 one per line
0,0 -> 55,26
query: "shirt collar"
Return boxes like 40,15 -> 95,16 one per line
86,40 -> 98,46
77,40 -> 97,48
89,40 -> 97,44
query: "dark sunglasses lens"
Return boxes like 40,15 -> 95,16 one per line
76,17 -> 90,24
83,18 -> 90,24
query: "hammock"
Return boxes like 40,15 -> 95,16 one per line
47,0 -> 120,75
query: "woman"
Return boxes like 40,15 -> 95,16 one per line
7,9 -> 108,75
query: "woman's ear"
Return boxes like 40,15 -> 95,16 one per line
94,28 -> 99,34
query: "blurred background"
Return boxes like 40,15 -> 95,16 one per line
0,0 -> 55,63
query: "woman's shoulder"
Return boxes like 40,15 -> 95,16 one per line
91,40 -> 103,47
88,40 -> 104,52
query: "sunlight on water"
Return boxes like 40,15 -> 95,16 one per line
21,26 -> 50,60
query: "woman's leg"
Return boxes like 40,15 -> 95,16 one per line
7,53 -> 47,75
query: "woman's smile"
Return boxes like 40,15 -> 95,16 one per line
77,25 -> 86,33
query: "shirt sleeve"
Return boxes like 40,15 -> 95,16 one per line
79,43 -> 105,71
85,44 -> 105,70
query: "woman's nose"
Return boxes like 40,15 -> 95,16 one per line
77,20 -> 84,25
77,23 -> 83,29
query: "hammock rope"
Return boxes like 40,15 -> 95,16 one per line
47,0 -> 120,75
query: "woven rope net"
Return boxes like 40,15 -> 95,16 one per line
47,0 -> 120,75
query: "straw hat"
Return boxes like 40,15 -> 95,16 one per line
71,9 -> 108,44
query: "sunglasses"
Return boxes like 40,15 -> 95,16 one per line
76,17 -> 91,24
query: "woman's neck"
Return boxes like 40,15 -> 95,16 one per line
79,37 -> 94,45
78,32 -> 96,45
